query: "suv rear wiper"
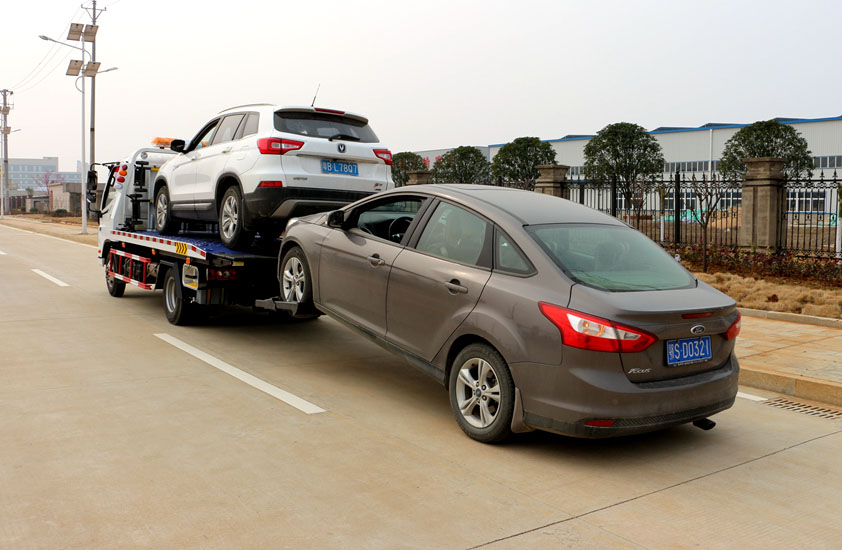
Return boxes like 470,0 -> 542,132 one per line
328,133 -> 361,142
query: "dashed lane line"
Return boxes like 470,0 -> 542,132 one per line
32,269 -> 70,287
154,333 -> 326,415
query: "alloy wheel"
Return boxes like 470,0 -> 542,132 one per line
156,193 -> 168,229
221,194 -> 239,240
455,358 -> 502,428
282,256 -> 305,302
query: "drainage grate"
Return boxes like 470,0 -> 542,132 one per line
764,398 -> 842,420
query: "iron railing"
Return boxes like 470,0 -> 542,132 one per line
779,171 -> 841,258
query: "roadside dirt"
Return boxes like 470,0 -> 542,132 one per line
0,215 -> 98,246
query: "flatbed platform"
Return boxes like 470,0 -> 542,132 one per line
108,229 -> 280,262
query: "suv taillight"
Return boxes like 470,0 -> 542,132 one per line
373,148 -> 393,165
539,302 -> 657,353
258,138 -> 304,155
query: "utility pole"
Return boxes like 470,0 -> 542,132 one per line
0,89 -> 12,219
84,0 -> 105,174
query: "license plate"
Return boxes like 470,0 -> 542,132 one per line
666,336 -> 712,366
321,160 -> 358,176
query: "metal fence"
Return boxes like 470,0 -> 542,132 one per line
780,171 -> 841,258
565,170 -> 841,258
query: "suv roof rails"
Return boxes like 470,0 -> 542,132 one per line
218,103 -> 274,114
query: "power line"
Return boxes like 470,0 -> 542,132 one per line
9,6 -> 83,90
15,50 -> 74,94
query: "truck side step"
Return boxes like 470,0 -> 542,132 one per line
254,297 -> 306,316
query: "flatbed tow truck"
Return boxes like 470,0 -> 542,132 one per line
93,145 -> 308,324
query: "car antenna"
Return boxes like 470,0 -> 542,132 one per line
310,83 -> 321,107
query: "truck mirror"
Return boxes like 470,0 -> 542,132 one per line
87,169 -> 98,193
170,139 -> 186,153
326,210 -> 346,228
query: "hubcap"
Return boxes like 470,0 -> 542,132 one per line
282,256 -> 306,302
455,358 -> 501,429
221,194 -> 239,240
156,193 -> 168,229
165,276 -> 177,313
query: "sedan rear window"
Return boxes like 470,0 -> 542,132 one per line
274,111 -> 379,143
527,224 -> 694,291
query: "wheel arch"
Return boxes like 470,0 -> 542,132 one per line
442,334 -> 504,392
214,173 -> 243,214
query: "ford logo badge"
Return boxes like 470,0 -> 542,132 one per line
690,324 -> 706,335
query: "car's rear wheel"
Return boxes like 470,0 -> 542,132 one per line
219,186 -> 255,250
155,186 -> 179,235
279,246 -> 319,319
449,343 -> 515,443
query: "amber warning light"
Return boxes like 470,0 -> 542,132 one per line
152,137 -> 175,149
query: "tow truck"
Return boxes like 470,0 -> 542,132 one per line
93,142 -> 309,324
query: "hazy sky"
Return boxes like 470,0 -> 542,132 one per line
2,0 -> 841,171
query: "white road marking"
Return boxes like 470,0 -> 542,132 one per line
737,391 -> 768,402
0,223 -> 98,249
32,269 -> 70,287
154,333 -> 326,415
0,249 -> 6,255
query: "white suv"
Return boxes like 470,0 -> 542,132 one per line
153,104 -> 394,249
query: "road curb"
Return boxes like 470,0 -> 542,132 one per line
739,365 -> 842,407
740,307 -> 842,329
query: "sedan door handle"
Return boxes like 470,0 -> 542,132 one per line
444,279 -> 468,295
367,254 -> 386,267
222,147 -> 232,154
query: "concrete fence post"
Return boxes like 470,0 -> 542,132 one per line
534,164 -> 570,198
739,157 -> 786,250
406,170 -> 433,186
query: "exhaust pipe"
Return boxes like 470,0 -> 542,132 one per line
693,418 -> 716,431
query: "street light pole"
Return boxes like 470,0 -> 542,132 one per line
0,89 -> 12,219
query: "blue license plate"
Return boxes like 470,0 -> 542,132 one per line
666,336 -> 712,366
321,160 -> 358,176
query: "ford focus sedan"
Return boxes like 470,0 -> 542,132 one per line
280,185 -> 740,443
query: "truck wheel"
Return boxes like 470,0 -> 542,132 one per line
155,186 -> 178,235
163,267 -> 193,325
448,343 -> 515,444
279,246 -> 319,319
219,186 -> 254,250
105,269 -> 126,297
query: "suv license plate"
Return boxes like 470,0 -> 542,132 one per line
666,336 -> 712,366
321,160 -> 358,176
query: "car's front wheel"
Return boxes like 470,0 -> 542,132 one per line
219,186 -> 255,250
279,246 -> 319,319
449,343 -> 515,443
155,186 -> 179,235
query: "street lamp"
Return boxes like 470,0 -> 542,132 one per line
39,33 -> 106,234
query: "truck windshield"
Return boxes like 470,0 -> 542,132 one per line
274,111 -> 379,143
527,223 -> 695,291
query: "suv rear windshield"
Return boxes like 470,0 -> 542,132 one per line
527,223 -> 695,291
274,111 -> 379,143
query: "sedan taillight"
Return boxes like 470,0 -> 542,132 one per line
539,302 -> 657,353
257,138 -> 304,155
723,311 -> 742,340
373,148 -> 393,165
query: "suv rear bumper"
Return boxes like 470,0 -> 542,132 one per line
243,187 -> 373,229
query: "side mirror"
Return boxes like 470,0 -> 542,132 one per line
170,139 -> 186,153
87,169 -> 98,193
327,210 -> 346,228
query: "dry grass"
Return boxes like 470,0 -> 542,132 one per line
696,271 -> 842,319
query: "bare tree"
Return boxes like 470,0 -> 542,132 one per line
688,174 -> 727,273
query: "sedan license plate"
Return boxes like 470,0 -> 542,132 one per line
666,336 -> 712,366
321,160 -> 358,176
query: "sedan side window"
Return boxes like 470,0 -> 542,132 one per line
415,202 -> 490,267
494,229 -> 533,275
211,114 -> 245,146
351,196 -> 426,244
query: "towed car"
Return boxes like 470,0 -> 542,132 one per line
279,185 -> 741,443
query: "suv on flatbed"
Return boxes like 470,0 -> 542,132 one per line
153,104 -> 394,249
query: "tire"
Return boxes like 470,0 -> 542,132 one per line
218,186 -> 255,250
105,268 -> 126,297
162,267 -> 193,325
279,246 -> 319,319
448,343 -> 515,443
154,185 -> 179,235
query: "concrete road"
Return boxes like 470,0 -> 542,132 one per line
1,223 -> 841,550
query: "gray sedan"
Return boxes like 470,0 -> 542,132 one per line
280,185 -> 740,443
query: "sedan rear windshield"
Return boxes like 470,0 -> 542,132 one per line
527,223 -> 695,291
274,111 -> 379,143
